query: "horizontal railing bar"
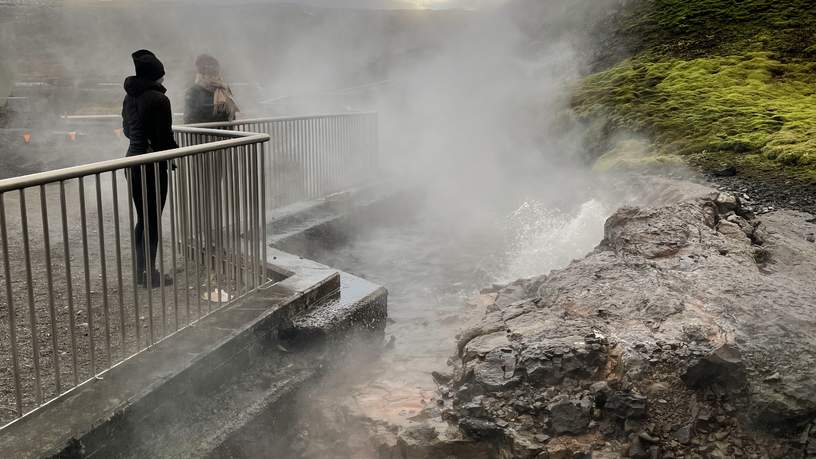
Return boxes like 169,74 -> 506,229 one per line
60,114 -> 120,120
0,128 -> 269,193
185,112 -> 377,129
55,112 -> 375,127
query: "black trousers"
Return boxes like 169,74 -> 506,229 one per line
129,164 -> 169,277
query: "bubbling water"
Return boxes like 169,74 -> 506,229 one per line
498,198 -> 610,283
308,196 -> 611,401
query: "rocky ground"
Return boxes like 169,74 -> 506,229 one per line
698,166 -> 816,219
320,185 -> 816,459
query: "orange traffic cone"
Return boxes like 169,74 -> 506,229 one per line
67,131 -> 77,141
22,131 -> 31,144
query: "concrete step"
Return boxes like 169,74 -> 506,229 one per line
86,340 -> 324,458
285,272 -> 387,343
82,273 -> 387,458
265,248 -> 388,344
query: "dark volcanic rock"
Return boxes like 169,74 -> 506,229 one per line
473,348 -> 521,391
548,397 -> 592,434
459,417 -> 504,440
396,187 -> 816,458
682,344 -> 746,390
712,165 -> 738,177
520,334 -> 608,386
605,391 -> 648,420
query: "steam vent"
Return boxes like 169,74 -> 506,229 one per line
1,0 -> 816,458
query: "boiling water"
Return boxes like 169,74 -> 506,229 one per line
294,196 -> 611,448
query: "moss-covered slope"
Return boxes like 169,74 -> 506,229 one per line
576,0 -> 816,177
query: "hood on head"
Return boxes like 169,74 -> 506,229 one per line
132,49 -> 165,82
123,75 -> 167,97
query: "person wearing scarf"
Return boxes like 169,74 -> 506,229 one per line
184,54 -> 239,124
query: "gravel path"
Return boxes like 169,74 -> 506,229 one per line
0,174 -> 244,425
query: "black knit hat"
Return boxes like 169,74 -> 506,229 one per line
132,49 -> 165,81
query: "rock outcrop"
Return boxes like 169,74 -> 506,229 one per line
391,192 -> 816,458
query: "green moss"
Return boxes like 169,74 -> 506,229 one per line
607,0 -> 816,61
592,138 -> 685,172
574,53 -> 816,172
577,0 -> 816,177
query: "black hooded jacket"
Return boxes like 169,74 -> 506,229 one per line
122,76 -> 178,156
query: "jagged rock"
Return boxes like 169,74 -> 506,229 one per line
475,194 -> 813,422
674,425 -> 692,444
472,348 -> 520,391
638,432 -> 659,443
460,396 -> 488,418
605,391 -> 648,420
549,397 -> 592,434
590,381 -> 611,395
535,434 -> 551,443
628,435 -> 649,459
702,200 -> 720,228
712,165 -> 737,177
431,370 -> 452,385
726,214 -> 755,238
396,423 -> 492,459
682,344 -> 746,390
520,335 -> 607,386
715,192 -> 740,213
601,207 -> 691,258
402,187 -> 816,458
463,331 -> 511,362
459,417 -> 503,440
508,431 -> 545,457
401,424 -> 439,444
717,219 -> 749,241
752,221 -> 770,245
454,383 -> 485,403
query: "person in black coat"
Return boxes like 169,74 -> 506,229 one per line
184,54 -> 239,124
122,49 -> 177,288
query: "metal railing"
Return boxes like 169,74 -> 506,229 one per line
0,111 -> 379,427
188,112 -> 379,207
0,126 -> 270,426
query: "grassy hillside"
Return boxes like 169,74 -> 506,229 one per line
575,0 -> 816,179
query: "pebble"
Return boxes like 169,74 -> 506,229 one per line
534,434 -> 550,443
763,372 -> 781,382
639,432 -> 660,443
646,382 -> 669,396
714,431 -> 729,441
